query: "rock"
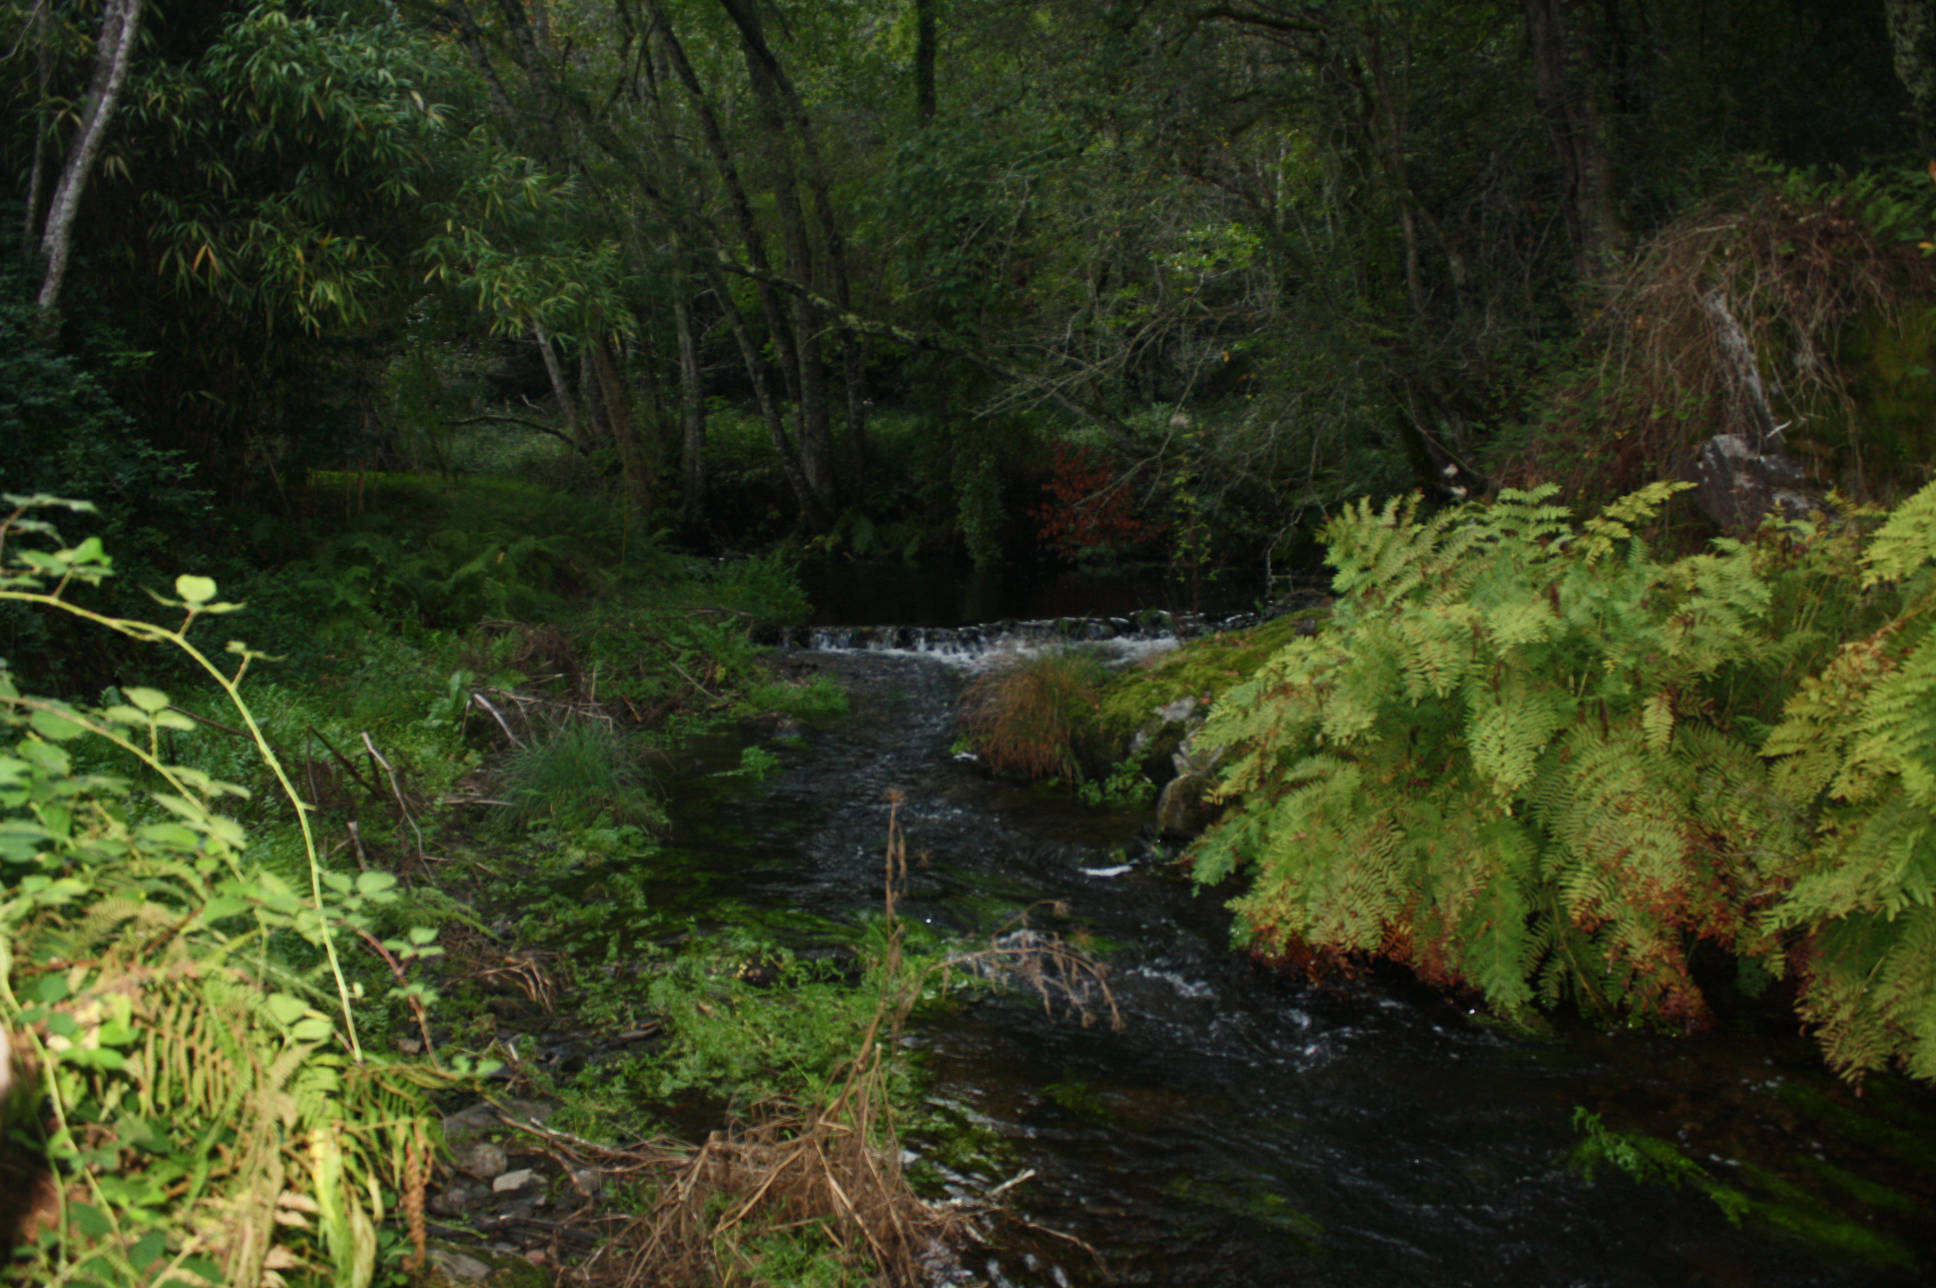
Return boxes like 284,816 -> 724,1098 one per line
442,1102 -> 503,1145
1156,771 -> 1219,839
492,1168 -> 539,1194
1155,695 -> 1199,724
1692,433 -> 1823,534
567,1167 -> 605,1200
428,1178 -> 493,1218
429,1248 -> 494,1283
449,1140 -> 508,1180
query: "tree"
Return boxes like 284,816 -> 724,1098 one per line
26,0 -> 145,321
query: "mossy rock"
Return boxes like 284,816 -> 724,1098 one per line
1097,610 -> 1324,751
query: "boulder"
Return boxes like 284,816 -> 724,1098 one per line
1692,433 -> 1824,534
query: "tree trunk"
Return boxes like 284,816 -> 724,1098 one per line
915,0 -> 937,121
590,338 -> 653,518
647,1 -> 810,416
20,0 -> 53,267
673,292 -> 709,530
534,325 -> 586,451
702,257 -> 827,528
1523,0 -> 1624,281
35,0 -> 145,321
718,0 -> 838,512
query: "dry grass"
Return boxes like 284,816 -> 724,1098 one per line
957,649 -> 1110,780
1511,176 -> 1933,503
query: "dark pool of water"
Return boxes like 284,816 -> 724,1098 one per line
648,642 -> 1936,1287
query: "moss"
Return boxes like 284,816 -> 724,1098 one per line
1732,1162 -> 1917,1270
1096,610 -> 1323,749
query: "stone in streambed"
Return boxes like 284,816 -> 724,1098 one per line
1156,770 -> 1218,839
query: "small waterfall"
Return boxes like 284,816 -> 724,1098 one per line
757,610 -> 1270,668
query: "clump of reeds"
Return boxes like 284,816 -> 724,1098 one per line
957,647 -> 1110,780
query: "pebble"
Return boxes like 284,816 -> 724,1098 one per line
428,1248 -> 492,1283
493,1167 -> 539,1194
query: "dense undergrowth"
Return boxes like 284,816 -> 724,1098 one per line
0,480 -> 1005,1287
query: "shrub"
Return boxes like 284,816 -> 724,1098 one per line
1,498 -> 452,1283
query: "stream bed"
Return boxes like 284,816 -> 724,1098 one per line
645,627 -> 1936,1287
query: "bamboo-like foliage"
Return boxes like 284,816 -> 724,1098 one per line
1194,479 -> 1936,1080
1,495 -> 450,1284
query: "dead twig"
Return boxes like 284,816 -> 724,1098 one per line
361,731 -> 425,858
469,690 -> 524,747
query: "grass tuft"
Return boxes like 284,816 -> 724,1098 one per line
957,648 -> 1110,780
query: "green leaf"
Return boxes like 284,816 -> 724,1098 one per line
124,687 -> 171,714
175,574 -> 218,605
29,708 -> 86,741
354,871 -> 398,899
264,992 -> 311,1026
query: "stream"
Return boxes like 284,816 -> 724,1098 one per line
650,616 -> 1936,1288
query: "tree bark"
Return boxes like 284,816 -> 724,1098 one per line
717,0 -> 838,511
533,324 -> 586,451
672,292 -> 708,530
645,1 -> 810,417
590,338 -> 653,518
1523,0 -> 1624,281
19,0 -> 53,267
701,257 -> 826,528
35,0 -> 145,321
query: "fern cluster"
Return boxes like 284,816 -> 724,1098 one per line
1194,480 -> 1936,1080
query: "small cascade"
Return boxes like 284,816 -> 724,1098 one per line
757,609 -> 1269,667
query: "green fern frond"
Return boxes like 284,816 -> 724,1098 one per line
1467,680 -> 1568,799
1839,632 -> 1936,808
1862,478 -> 1936,587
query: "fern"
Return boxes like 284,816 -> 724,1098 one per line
1194,484 -> 1789,1035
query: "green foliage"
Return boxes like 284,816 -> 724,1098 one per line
1076,756 -> 1155,810
621,929 -> 898,1111
0,498 -> 451,1284
1570,1108 -> 1752,1225
1195,478 -> 1936,1080
1760,481 -> 1936,1080
499,718 -> 662,833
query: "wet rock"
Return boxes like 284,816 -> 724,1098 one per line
1156,771 -> 1218,839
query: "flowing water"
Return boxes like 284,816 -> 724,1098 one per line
653,616 -> 1936,1288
